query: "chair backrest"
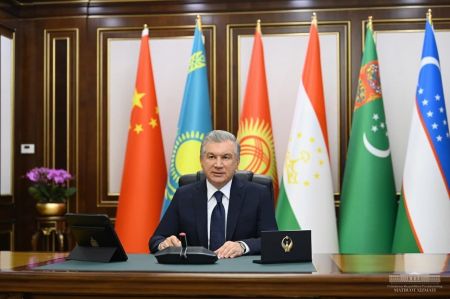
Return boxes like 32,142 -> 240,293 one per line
178,170 -> 274,203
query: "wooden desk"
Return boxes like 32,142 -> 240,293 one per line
0,251 -> 448,298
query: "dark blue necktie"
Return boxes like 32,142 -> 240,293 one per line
210,191 -> 225,251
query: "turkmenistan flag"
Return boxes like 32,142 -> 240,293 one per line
339,18 -> 397,253
276,15 -> 338,253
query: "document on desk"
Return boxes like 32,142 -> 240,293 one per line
35,254 -> 316,273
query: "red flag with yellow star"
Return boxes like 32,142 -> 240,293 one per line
115,26 -> 167,253
237,21 -> 279,203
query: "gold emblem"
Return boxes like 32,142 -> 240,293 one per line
237,117 -> 279,197
286,150 -> 299,184
238,118 -> 276,176
188,51 -> 206,73
281,236 -> 293,253
90,236 -> 99,248
165,131 -> 205,201
285,131 -> 326,188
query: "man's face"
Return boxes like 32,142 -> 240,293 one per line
201,140 -> 239,189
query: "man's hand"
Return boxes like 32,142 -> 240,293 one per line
214,241 -> 245,259
157,235 -> 181,251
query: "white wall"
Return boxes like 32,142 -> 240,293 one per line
1,35 -> 13,196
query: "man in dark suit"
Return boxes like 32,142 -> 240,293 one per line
149,130 -> 277,258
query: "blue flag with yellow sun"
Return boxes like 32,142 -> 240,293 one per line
160,17 -> 213,216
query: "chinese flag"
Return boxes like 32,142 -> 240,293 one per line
115,26 -> 167,253
237,21 -> 279,203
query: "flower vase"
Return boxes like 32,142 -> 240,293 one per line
35,202 -> 67,216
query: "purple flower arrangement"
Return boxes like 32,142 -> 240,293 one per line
25,167 -> 76,203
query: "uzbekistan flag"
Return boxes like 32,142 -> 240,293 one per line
392,14 -> 450,253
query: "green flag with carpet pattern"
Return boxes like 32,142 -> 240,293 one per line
339,19 -> 397,253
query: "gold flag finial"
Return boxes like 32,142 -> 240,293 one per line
196,15 -> 202,31
256,19 -> 261,33
312,12 -> 317,25
426,9 -> 432,24
142,24 -> 149,36
368,16 -> 373,31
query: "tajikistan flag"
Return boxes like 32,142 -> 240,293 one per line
275,14 -> 338,253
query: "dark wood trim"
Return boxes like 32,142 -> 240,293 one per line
0,269 -> 448,297
4,1 -> 450,19
0,252 -> 448,297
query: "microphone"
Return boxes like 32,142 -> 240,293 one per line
154,231 -> 218,264
179,232 -> 188,259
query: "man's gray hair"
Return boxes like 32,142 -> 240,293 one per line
200,130 -> 241,158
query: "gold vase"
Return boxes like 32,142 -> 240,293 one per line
35,202 -> 67,216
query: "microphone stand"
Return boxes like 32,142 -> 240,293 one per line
179,232 -> 188,259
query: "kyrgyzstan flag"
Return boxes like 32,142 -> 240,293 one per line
237,20 -> 279,202
115,25 -> 167,253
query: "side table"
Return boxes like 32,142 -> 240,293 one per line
31,216 -> 71,252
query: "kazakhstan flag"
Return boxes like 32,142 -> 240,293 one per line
161,17 -> 213,215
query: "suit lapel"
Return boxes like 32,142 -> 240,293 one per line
193,180 -> 208,247
226,176 -> 245,240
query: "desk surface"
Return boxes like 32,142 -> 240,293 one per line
0,251 -> 449,298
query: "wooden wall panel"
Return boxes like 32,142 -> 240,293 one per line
0,226 -> 14,250
1,0 -> 449,250
43,29 -> 79,213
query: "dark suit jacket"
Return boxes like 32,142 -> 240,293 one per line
149,176 -> 278,254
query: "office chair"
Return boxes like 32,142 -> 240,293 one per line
178,170 -> 274,203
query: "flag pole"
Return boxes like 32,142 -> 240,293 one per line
196,14 -> 202,31
256,19 -> 261,33
312,12 -> 317,25
426,8 -> 432,24
368,16 -> 373,30
143,24 -> 148,35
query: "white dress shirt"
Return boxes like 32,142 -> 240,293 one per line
205,179 -> 249,254
206,179 -> 231,247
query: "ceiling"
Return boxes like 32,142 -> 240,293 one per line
12,0 -> 203,4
